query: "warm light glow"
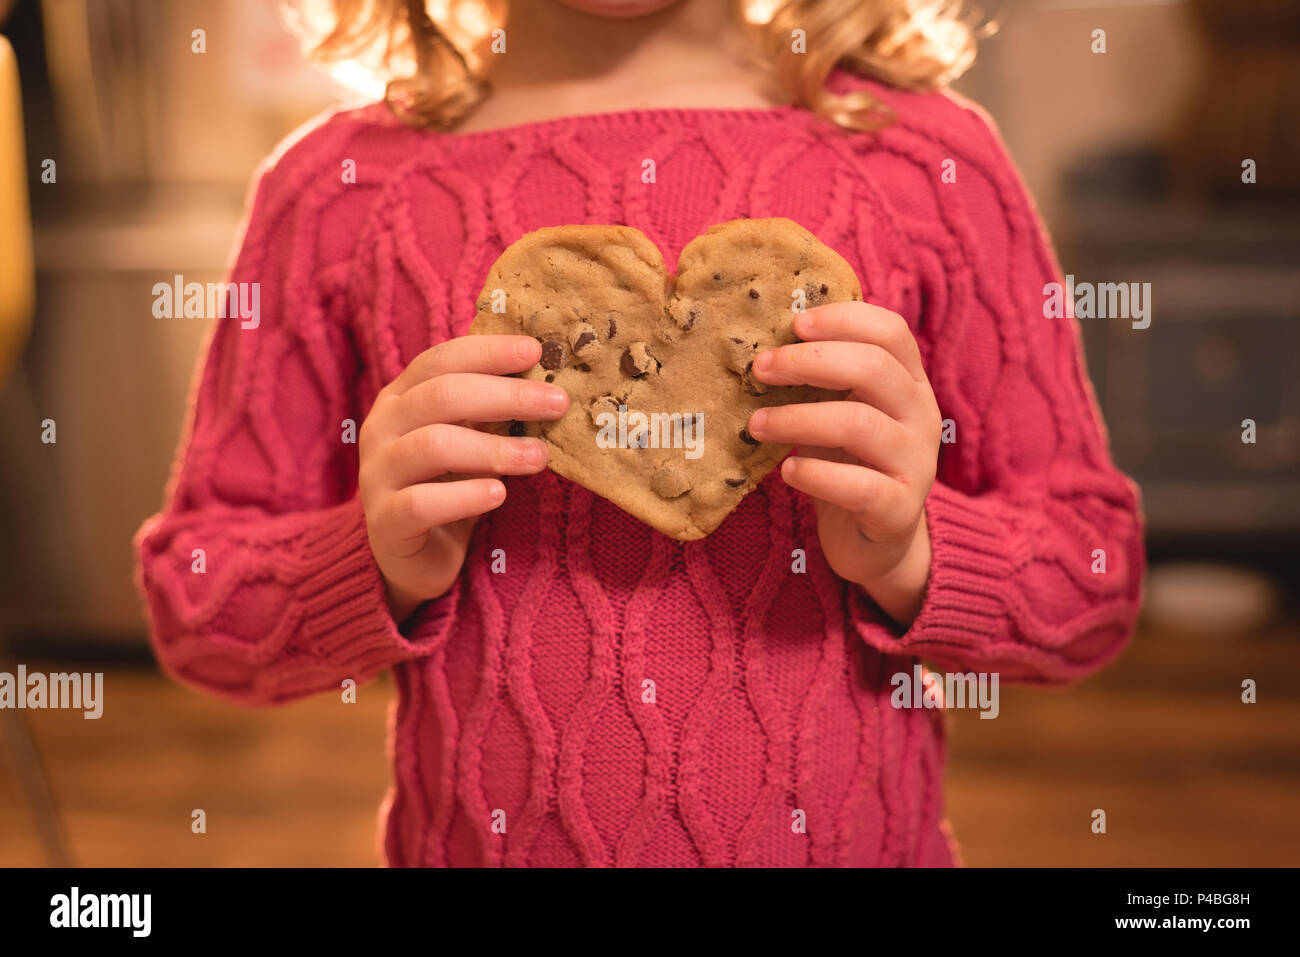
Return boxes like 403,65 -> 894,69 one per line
457,6 -> 492,40
743,0 -> 783,24
327,58 -> 389,100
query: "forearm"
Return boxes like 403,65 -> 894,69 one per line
135,497 -> 447,705
852,479 -> 1144,684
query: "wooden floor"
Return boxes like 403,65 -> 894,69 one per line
2,623 -> 1298,867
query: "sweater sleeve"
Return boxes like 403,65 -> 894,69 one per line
133,127 -> 458,707
848,99 -> 1145,684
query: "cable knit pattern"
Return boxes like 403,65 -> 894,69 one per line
133,70 -> 1145,867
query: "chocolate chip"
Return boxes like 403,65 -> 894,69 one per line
607,317 -> 618,340
742,380 -> 767,397
712,273 -> 722,281
573,330 -> 597,354
587,394 -> 620,426
820,284 -> 829,295
620,342 -> 658,378
741,361 -> 768,396
574,363 -> 591,372
805,282 -> 829,305
748,288 -> 760,299
724,476 -> 747,488
669,301 -> 699,333
508,420 -> 526,437
540,339 -> 568,370
545,373 -> 555,383
739,429 -> 759,445
724,332 -> 758,376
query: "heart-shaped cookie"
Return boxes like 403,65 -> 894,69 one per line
469,217 -> 862,540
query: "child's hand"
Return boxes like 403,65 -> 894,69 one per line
359,335 -> 569,625
745,304 -> 941,626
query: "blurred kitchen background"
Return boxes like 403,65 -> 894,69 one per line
1,0 -> 1298,866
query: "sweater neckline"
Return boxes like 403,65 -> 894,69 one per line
412,102 -> 805,144
365,64 -> 876,142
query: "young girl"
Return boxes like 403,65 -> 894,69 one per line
134,0 -> 1144,866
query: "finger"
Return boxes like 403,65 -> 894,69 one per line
793,302 -> 926,382
747,401 -> 911,477
369,424 -> 548,489
375,478 -> 507,546
779,456 -> 914,542
389,335 -> 542,396
389,372 -> 569,435
786,443 -> 849,464
751,341 -> 916,421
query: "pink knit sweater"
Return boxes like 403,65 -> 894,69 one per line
133,71 -> 1145,867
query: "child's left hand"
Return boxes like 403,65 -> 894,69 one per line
745,303 -> 941,626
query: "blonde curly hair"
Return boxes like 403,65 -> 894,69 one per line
286,0 -> 981,132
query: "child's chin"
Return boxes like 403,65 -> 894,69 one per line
553,0 -> 682,18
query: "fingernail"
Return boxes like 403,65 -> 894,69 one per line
525,441 -> 547,466
489,481 -> 506,501
517,339 -> 537,361
749,408 -> 768,434
752,352 -> 773,373
545,388 -> 568,413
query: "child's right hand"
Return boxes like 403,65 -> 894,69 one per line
358,335 -> 569,624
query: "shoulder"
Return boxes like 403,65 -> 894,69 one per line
235,102 -> 448,270
825,69 -> 1048,253
247,101 -> 415,201
825,68 -> 1012,167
